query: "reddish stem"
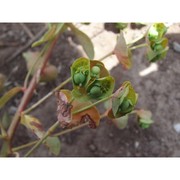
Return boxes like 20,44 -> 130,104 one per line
7,38 -> 58,141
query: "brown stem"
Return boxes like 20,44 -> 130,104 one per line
7,75 -> 38,140
7,37 -> 58,142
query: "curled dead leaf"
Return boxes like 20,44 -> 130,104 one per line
55,90 -> 73,128
56,90 -> 100,129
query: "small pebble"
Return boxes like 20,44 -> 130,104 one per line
108,133 -> 114,138
102,148 -> 109,154
173,42 -> 180,53
173,123 -> 180,133
89,144 -> 96,152
134,141 -> 139,149
7,30 -> 14,37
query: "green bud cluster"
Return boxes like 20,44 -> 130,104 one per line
147,23 -> 168,62
71,58 -> 115,101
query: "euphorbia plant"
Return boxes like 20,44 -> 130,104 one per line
0,23 -> 168,157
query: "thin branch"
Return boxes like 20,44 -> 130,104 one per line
7,75 -> 38,140
72,94 -> 113,115
24,121 -> 60,157
12,112 -> 107,152
0,26 -> 47,68
19,23 -> 35,39
7,36 -> 58,141
24,77 -> 72,114
129,43 -> 148,50
12,122 -> 88,152
14,105 -> 100,155
98,50 -> 114,61
23,96 -> 112,156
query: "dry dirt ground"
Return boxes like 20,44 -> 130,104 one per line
0,23 -> 180,157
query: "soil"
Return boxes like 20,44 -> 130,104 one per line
0,23 -> 180,157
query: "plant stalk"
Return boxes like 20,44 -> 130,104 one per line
72,94 -> 113,114
8,38 -> 57,140
13,122 -> 88,152
23,96 -> 113,156
24,121 -> 60,157
1,35 -> 59,157
129,43 -> 148,50
13,112 -> 107,152
24,77 -> 72,114
98,51 -> 114,61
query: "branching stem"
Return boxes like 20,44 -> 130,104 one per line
23,94 -> 112,157
13,113 -> 107,152
24,77 -> 71,114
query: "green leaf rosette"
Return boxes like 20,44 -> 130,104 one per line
146,23 -> 169,62
71,58 -> 115,101
136,109 -> 154,129
147,37 -> 169,62
109,81 -> 138,118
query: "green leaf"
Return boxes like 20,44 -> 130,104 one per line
0,87 -> 22,109
32,23 -> 65,47
0,121 -> 7,137
23,51 -> 58,82
136,109 -> 152,119
23,51 -> 44,75
67,23 -> 94,59
0,141 -> 10,157
114,32 -> 132,69
1,112 -> 11,130
116,23 -> 128,30
112,81 -> 138,118
71,57 -> 91,100
71,57 -> 90,87
87,76 -> 115,100
71,58 -> 114,101
146,23 -> 169,62
21,114 -> 45,138
0,73 -> 6,92
147,38 -> 169,62
45,136 -> 61,156
147,23 -> 167,42
112,114 -> 129,129
136,109 -> 154,129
